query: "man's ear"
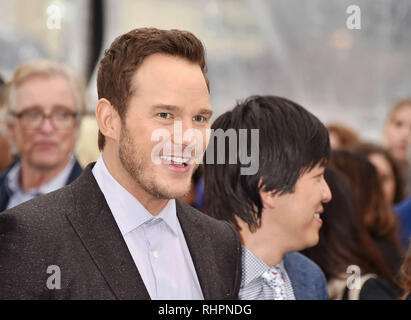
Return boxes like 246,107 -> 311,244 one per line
95,98 -> 121,143
259,188 -> 277,210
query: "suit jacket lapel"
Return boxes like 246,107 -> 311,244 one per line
176,200 -> 225,300
284,253 -> 307,300
65,164 -> 150,300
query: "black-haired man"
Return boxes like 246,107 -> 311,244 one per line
205,95 -> 332,299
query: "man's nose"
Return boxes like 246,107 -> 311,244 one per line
322,180 -> 332,203
172,119 -> 196,146
39,117 -> 56,133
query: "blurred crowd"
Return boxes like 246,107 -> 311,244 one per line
1,56 -> 411,300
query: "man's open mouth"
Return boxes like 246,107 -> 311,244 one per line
160,156 -> 191,167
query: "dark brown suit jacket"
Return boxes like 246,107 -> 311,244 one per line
0,164 -> 242,300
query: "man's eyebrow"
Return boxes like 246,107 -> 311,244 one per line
198,109 -> 213,118
16,105 -> 42,111
152,104 -> 213,117
152,104 -> 180,113
52,104 -> 78,111
18,104 -> 74,110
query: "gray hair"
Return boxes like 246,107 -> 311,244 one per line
5,59 -> 87,124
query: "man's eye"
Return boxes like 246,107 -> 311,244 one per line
193,115 -> 206,122
54,111 -> 70,120
316,173 -> 324,181
25,110 -> 42,119
158,113 -> 172,119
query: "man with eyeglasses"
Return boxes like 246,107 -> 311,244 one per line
0,60 -> 85,212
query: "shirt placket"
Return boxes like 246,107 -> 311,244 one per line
143,218 -> 163,299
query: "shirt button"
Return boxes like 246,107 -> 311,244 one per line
152,251 -> 159,259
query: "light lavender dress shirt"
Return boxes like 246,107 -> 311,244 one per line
92,155 -> 204,300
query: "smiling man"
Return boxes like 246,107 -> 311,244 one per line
0,60 -> 84,212
0,28 -> 241,300
204,96 -> 332,300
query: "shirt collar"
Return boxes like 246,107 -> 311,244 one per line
155,199 -> 178,236
92,154 -> 178,237
241,246 -> 285,287
6,156 -> 75,196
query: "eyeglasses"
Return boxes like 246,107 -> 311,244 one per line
10,108 -> 79,130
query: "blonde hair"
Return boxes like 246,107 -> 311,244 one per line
386,99 -> 411,123
5,59 -> 87,123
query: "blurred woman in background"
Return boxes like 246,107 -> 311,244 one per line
384,100 -> 411,198
384,100 -> 411,168
354,143 -> 411,250
354,143 -> 405,206
329,150 -> 403,291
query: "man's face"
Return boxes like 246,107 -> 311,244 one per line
385,105 -> 411,162
118,54 -> 211,200
266,163 -> 332,251
9,74 -> 79,170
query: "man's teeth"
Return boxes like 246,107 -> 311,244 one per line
314,213 -> 320,219
160,156 -> 190,164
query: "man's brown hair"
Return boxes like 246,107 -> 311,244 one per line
97,27 -> 209,150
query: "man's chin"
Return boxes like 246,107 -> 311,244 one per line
150,182 -> 192,200
306,236 -> 320,249
163,186 -> 191,200
29,158 -> 61,171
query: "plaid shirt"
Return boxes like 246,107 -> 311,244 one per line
239,246 -> 295,300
